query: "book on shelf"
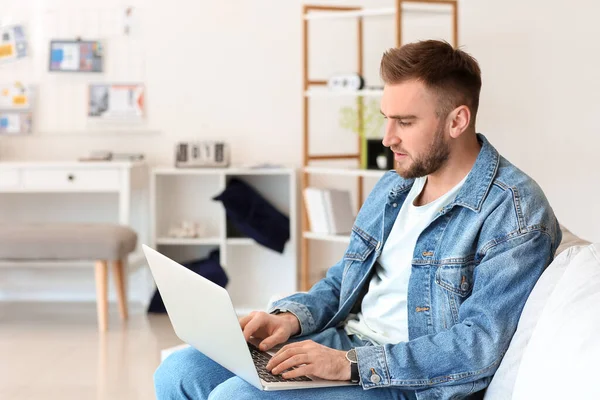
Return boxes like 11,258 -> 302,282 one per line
304,187 -> 355,235
304,187 -> 330,234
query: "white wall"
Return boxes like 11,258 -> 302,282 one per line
0,0 -> 304,167
462,0 -> 600,243
0,0 -> 598,287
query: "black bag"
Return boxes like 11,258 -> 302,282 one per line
213,178 -> 290,253
147,249 -> 228,314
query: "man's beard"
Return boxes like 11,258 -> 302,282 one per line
394,122 -> 450,179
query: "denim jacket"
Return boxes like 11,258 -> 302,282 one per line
271,134 -> 562,399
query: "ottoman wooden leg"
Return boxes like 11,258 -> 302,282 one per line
112,260 -> 129,321
95,260 -> 109,332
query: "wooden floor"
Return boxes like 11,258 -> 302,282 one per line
0,302 -> 182,400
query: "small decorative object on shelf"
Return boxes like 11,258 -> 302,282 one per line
78,151 -> 145,162
175,141 -> 230,168
366,139 -> 394,170
167,220 -> 206,238
328,73 -> 364,91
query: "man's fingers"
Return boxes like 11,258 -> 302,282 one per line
273,340 -> 312,358
266,346 -> 304,371
258,329 -> 285,352
281,365 -> 311,380
271,354 -> 310,375
238,313 -> 254,329
242,315 -> 262,341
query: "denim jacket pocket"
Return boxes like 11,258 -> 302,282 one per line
341,227 -> 377,284
435,262 -> 477,297
435,261 -> 477,325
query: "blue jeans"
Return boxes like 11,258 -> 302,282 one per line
154,327 -> 416,399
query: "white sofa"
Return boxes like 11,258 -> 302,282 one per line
160,226 -> 598,399
484,227 -> 598,399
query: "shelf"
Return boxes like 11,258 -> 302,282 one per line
153,166 -> 294,176
305,7 -> 394,20
304,4 -> 453,21
304,89 -> 383,97
156,237 -> 255,246
303,232 -> 351,243
304,166 -> 388,179
226,238 -> 255,245
156,237 -> 221,246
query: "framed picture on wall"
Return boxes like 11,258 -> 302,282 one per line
0,112 -> 32,135
49,40 -> 103,72
0,25 -> 28,63
88,83 -> 145,120
0,83 -> 34,134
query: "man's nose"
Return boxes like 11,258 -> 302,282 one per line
382,121 -> 399,148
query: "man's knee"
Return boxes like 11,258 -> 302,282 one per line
154,346 -> 211,399
208,377 -> 262,400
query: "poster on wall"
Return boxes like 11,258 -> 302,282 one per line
88,83 -> 144,120
0,82 -> 33,110
0,83 -> 34,135
49,40 -> 103,72
0,112 -> 32,135
0,25 -> 27,63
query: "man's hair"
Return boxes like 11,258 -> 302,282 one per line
380,40 -> 482,126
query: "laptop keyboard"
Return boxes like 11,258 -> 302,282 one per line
247,342 -> 312,383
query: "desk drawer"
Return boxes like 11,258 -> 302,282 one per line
22,168 -> 121,191
0,168 -> 20,188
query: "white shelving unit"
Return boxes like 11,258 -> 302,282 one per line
303,232 -> 352,244
303,4 -> 452,20
155,237 -> 222,246
304,89 -> 384,97
150,167 -> 297,314
304,166 -> 388,179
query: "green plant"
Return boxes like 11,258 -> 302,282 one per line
339,98 -> 385,139
339,98 -> 385,168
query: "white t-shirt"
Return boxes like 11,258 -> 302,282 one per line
345,174 -> 468,345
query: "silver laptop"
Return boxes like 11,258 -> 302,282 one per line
142,244 -> 356,391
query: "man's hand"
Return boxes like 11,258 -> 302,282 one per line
239,311 -> 300,351
266,340 -> 351,381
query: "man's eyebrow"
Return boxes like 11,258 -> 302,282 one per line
380,110 -> 417,120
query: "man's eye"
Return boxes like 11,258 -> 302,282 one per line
397,120 -> 411,127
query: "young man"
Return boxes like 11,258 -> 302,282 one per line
154,40 -> 562,400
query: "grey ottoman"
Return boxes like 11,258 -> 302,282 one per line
0,223 -> 138,332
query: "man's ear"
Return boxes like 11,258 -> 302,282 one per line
447,105 -> 471,139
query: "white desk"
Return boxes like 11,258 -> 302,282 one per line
0,161 -> 150,303
0,161 -> 146,225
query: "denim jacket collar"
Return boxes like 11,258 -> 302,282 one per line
452,133 -> 500,212
388,133 -> 499,213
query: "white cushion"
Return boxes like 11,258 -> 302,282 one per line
484,245 -> 580,399
511,243 -> 600,399
484,226 -> 591,399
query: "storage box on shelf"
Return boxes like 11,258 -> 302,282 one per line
150,167 -> 297,314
